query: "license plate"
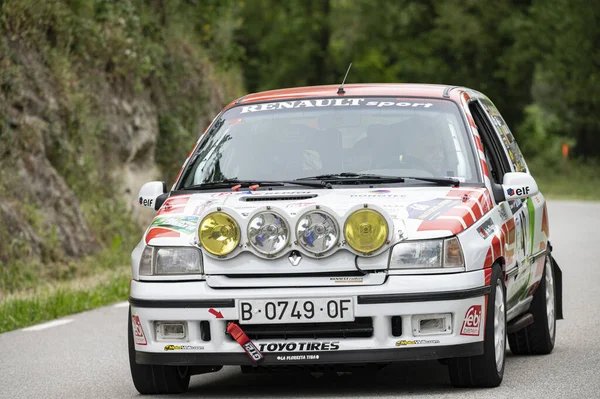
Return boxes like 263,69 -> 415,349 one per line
238,298 -> 354,324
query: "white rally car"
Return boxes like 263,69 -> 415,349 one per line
128,84 -> 563,394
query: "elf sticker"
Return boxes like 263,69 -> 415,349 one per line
460,305 -> 482,336
132,315 -> 147,345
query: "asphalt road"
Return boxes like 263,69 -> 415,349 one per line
1,200 -> 599,399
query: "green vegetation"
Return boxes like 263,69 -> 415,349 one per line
234,0 -> 600,195
530,159 -> 600,201
0,266 -> 129,333
0,0 -> 243,330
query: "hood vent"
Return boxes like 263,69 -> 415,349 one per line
240,194 -> 317,202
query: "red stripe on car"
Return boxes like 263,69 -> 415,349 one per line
484,266 -> 493,284
145,228 -> 180,244
480,160 -> 489,177
474,135 -> 484,151
445,208 -> 475,228
417,219 -> 464,235
492,235 -> 501,259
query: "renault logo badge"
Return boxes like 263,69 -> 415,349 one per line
288,250 -> 302,266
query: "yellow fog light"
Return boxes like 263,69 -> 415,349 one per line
344,209 -> 388,254
199,212 -> 240,256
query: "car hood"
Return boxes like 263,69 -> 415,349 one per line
144,186 -> 492,246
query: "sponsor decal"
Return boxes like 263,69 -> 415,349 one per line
477,218 -> 495,239
285,202 -> 317,208
329,277 -> 363,284
243,341 -> 264,362
407,198 -> 461,221
395,339 -> 440,346
149,215 -> 199,235
350,194 -> 404,198
506,186 -> 530,197
164,345 -> 204,351
132,315 -> 147,345
509,198 -> 523,213
276,355 -> 320,361
240,99 -> 434,114
460,305 -> 482,336
258,342 -> 340,352
139,197 -> 154,207
498,205 -> 509,222
156,195 -> 191,215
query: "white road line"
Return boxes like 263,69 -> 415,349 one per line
22,319 -> 73,332
113,301 -> 129,308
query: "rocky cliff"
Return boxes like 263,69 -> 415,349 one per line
0,2 -> 243,280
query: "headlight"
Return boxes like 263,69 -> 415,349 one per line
296,210 -> 339,255
247,211 -> 289,256
199,211 -> 240,256
389,237 -> 464,269
343,209 -> 388,254
139,247 -> 203,275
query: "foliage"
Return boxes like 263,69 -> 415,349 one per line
0,0 -> 244,300
0,267 -> 130,333
234,0 -> 599,162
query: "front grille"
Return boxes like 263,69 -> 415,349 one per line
228,317 -> 373,340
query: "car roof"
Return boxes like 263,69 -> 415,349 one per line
227,83 -> 481,108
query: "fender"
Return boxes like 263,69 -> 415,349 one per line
549,242 -> 564,320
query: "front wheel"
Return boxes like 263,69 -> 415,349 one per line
448,264 -> 506,388
128,308 -> 190,394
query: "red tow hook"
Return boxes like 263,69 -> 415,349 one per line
226,322 -> 264,363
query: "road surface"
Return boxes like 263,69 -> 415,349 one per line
1,200 -> 599,398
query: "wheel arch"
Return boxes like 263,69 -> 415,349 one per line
548,242 -> 563,320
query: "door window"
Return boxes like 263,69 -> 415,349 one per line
479,99 -> 528,173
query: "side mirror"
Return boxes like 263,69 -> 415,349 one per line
501,172 -> 539,201
138,181 -> 167,211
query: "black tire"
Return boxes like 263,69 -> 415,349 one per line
128,307 -> 190,394
448,265 -> 506,388
508,255 -> 556,355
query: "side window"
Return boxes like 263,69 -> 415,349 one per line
468,101 -> 511,185
479,98 -> 528,173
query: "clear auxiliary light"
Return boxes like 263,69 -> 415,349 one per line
247,211 -> 290,256
296,210 -> 339,255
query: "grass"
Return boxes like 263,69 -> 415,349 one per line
0,266 -> 130,333
529,158 -> 600,201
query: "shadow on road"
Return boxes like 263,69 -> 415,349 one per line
179,358 -> 487,398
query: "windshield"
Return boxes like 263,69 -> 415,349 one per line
178,97 -> 480,188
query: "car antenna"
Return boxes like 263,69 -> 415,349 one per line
337,63 -> 352,94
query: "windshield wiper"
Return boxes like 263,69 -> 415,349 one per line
181,178 -> 329,191
297,173 -> 405,184
402,176 -> 460,186
297,173 -> 460,186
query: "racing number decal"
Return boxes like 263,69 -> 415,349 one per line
507,201 -> 534,307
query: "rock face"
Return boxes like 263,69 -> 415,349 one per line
103,96 -> 162,224
0,42 -> 162,264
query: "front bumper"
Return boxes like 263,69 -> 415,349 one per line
136,343 -> 483,366
130,270 -> 489,366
